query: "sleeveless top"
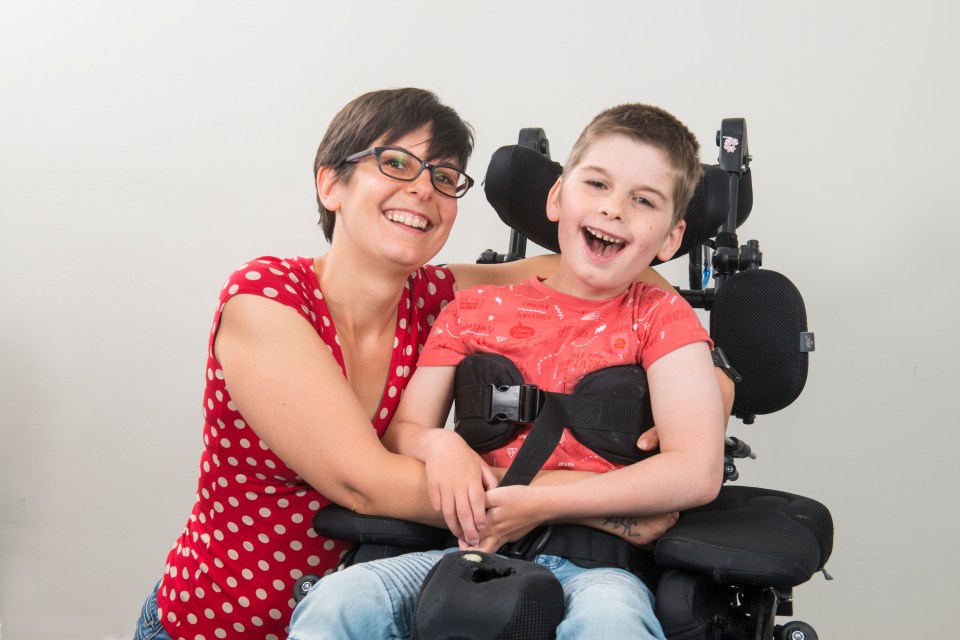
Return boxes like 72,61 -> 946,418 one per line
157,256 -> 455,640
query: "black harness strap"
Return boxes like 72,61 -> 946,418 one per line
500,393 -> 566,487
536,524 -> 660,586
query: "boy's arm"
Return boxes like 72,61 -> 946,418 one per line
480,342 -> 725,547
382,365 -> 496,546
476,360 -> 733,549
380,365 -> 455,458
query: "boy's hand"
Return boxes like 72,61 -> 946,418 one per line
476,485 -> 678,553
599,511 -> 679,549
468,484 -> 546,553
421,429 -> 498,546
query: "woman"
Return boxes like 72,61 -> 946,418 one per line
134,88 -> 687,640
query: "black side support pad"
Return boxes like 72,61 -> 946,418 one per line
710,269 -> 810,416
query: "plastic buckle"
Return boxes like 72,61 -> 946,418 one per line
489,384 -> 543,423
499,526 -> 553,561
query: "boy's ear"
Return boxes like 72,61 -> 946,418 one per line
545,177 -> 563,222
316,166 -> 341,212
656,220 -> 686,262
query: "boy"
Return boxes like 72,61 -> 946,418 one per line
289,103 -> 725,640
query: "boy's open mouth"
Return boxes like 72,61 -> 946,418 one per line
583,226 -> 625,257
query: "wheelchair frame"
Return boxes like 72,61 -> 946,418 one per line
298,118 -> 833,640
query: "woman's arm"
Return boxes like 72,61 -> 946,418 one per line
447,254 -> 557,290
214,294 -> 445,526
382,365 -> 497,545
450,255 -> 671,291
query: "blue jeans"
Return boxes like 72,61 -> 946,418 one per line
133,581 -> 173,640
289,549 -> 665,640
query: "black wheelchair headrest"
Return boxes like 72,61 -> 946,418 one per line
484,144 -> 753,263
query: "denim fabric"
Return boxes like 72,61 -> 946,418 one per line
289,549 -> 665,640
133,581 -> 173,640
289,549 -> 446,640
539,554 -> 664,639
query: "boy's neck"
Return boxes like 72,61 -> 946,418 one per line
540,267 -> 642,301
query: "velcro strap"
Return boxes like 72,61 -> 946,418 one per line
550,394 -> 646,436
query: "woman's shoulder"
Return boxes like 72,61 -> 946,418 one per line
406,264 -> 456,307
228,256 -> 316,281
224,256 -> 318,288
411,264 -> 455,286
219,256 -> 323,317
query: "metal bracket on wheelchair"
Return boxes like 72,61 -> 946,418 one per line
489,383 -> 543,423
736,585 -> 798,639
518,127 -> 551,158
713,118 -> 760,286
475,249 -> 524,264
717,118 -> 750,175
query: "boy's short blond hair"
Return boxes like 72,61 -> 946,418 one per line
565,104 -> 702,224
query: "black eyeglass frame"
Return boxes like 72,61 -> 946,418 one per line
340,146 -> 475,198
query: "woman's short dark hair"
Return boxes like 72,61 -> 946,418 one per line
313,88 -> 475,242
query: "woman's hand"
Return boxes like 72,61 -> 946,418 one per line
468,484 -> 547,553
421,429 -> 498,546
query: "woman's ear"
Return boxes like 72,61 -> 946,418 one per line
545,177 -> 563,222
316,166 -> 341,212
656,220 -> 686,262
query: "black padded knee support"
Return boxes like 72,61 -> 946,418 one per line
412,551 -> 564,640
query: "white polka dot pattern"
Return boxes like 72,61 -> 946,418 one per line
158,257 -> 455,639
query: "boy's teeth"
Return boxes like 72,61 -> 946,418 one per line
586,228 -> 624,244
386,211 -> 428,230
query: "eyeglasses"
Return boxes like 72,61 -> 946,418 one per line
340,147 -> 474,198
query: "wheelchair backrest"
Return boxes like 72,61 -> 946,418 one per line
480,124 -> 811,423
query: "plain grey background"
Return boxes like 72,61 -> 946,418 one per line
2,1 -> 957,638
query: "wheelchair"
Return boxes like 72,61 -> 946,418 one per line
296,118 -> 834,640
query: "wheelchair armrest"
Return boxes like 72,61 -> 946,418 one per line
654,485 -> 833,588
312,504 -> 455,549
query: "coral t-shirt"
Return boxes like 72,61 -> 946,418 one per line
418,277 -> 711,473
157,257 -> 455,640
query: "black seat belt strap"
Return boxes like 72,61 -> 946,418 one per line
500,394 -> 566,487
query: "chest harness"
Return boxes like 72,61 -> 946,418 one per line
451,353 -> 661,581
409,353 -> 664,639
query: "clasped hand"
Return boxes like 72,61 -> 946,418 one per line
422,427 -> 677,553
420,429 -> 498,547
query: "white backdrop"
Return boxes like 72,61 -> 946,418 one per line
2,1 -> 958,638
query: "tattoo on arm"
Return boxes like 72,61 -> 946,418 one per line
603,517 -> 642,539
